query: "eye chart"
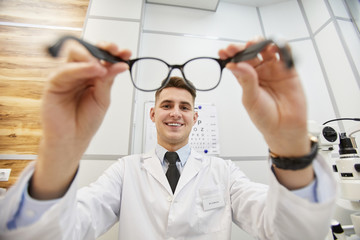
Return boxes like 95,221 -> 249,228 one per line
143,102 -> 220,155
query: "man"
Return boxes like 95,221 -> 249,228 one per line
0,39 -> 336,239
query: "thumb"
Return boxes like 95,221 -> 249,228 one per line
227,62 -> 259,105
91,61 -> 129,111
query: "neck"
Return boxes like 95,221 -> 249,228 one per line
158,142 -> 187,152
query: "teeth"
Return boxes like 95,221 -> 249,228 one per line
167,123 -> 181,126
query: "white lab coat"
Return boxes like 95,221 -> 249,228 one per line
0,149 -> 337,240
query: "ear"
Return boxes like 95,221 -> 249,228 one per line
193,111 -> 198,125
150,107 -> 155,123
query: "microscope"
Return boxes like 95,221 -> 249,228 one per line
309,119 -> 360,239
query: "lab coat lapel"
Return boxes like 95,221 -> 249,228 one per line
175,150 -> 204,195
141,150 -> 172,194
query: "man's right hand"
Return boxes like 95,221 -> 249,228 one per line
30,40 -> 131,200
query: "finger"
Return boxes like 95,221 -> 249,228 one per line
242,37 -> 268,66
64,40 -> 98,63
219,36 -> 265,60
90,41 -> 131,82
96,41 -> 132,61
95,41 -> 131,77
226,43 -> 246,57
261,43 -> 278,62
218,43 -> 246,59
245,36 -> 265,48
244,53 -> 263,68
118,49 -> 132,61
107,62 -> 129,76
278,42 -> 294,68
97,41 -> 119,55
100,58 -> 129,76
218,49 -> 228,60
99,62 -> 129,86
226,62 -> 259,105
89,43 -> 130,108
219,40 -> 264,67
47,62 -> 107,93
261,41 -> 294,69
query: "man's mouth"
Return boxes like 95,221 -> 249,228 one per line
166,122 -> 183,127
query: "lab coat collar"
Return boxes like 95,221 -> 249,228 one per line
141,149 -> 205,196
175,149 -> 204,195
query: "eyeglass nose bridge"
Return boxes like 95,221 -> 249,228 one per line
166,60 -> 224,91
168,64 -> 185,76
162,64 -> 188,86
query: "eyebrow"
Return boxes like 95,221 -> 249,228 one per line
159,100 -> 193,107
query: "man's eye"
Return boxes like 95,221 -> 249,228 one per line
162,105 -> 170,109
181,106 -> 190,110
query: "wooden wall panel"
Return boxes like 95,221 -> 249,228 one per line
0,26 -> 82,154
0,0 -> 89,189
0,0 -> 89,28
0,0 -> 89,155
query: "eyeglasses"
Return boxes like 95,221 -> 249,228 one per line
126,56 -> 228,91
48,35 -> 293,92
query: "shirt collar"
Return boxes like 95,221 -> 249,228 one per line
155,144 -> 191,167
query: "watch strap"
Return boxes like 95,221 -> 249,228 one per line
270,137 -> 318,170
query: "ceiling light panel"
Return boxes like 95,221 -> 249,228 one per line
146,0 -> 220,11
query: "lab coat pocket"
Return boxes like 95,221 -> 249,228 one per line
196,185 -> 229,233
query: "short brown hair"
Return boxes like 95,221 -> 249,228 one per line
155,76 -> 197,102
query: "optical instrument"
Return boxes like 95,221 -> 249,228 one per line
309,118 -> 360,239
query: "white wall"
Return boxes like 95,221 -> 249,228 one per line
79,0 -> 144,239
77,0 -> 360,239
302,0 -> 360,125
302,0 -> 360,227
83,0 -> 143,156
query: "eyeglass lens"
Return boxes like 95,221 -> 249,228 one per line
130,58 -> 170,91
131,58 -> 223,91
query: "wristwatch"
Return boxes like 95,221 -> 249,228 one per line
269,136 -> 319,170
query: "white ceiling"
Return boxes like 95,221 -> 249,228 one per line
146,0 -> 290,11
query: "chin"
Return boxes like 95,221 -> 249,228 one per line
166,136 -> 187,145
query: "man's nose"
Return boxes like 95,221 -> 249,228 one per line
170,107 -> 181,118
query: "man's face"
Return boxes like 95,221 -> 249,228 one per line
150,87 -> 198,151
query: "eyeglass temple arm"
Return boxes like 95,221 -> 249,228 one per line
48,35 -> 127,64
222,39 -> 294,69
48,36 -> 294,69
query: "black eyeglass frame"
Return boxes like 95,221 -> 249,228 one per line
124,56 -> 228,92
48,35 -> 294,92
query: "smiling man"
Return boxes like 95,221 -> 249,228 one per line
151,77 -> 198,151
0,39 -> 337,240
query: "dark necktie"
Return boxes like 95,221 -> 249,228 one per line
165,151 -> 180,193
